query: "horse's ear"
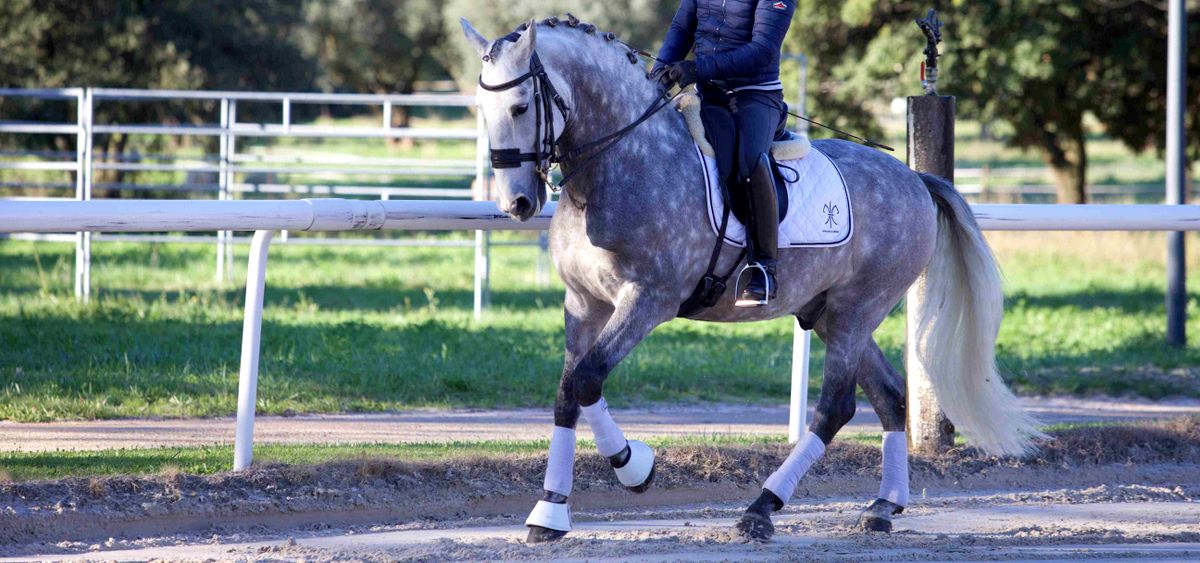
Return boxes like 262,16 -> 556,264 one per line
510,18 -> 538,62
460,18 -> 489,57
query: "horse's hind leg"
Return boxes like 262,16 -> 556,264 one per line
856,340 -> 909,533
526,286 -> 674,543
526,291 -> 612,543
737,313 -> 868,541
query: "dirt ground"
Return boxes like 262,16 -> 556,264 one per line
2,396 -> 1197,452
2,417 -> 1198,561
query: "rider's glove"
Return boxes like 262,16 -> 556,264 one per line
667,60 -> 698,89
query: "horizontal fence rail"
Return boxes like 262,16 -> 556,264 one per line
6,200 -> 1200,234
0,199 -> 552,233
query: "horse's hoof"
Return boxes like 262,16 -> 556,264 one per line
526,525 -> 569,543
624,464 -> 656,494
735,511 -> 775,542
614,440 -> 656,493
857,498 -> 903,533
524,500 -> 571,542
858,514 -> 892,533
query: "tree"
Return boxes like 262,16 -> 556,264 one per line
303,0 -> 447,127
0,0 -> 314,194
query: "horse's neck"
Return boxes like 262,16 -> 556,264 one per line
546,43 -> 696,214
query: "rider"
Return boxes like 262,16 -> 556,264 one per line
653,0 -> 795,307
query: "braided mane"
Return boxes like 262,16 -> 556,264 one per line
489,13 -> 647,69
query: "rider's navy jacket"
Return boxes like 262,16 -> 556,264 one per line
656,0 -> 796,91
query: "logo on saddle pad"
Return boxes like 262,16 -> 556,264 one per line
772,1 -> 788,10
823,201 -> 840,230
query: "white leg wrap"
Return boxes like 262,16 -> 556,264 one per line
543,426 -> 576,496
525,500 -> 571,532
580,397 -> 627,457
763,431 -> 826,504
878,431 -> 909,507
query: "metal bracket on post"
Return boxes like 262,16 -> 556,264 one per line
906,9 -> 957,455
916,10 -> 943,96
234,229 -> 274,471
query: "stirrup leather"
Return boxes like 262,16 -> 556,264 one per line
734,262 -> 773,307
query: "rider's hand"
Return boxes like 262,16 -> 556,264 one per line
667,61 -> 698,89
650,65 -> 671,86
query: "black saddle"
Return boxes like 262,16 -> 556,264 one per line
700,105 -> 789,226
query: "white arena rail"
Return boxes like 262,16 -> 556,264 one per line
1,199 -> 1198,470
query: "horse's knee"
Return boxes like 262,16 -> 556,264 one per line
569,357 -> 609,407
810,391 -> 857,443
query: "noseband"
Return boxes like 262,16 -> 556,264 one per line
478,52 -> 570,188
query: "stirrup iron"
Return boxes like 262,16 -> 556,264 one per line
734,262 -> 773,308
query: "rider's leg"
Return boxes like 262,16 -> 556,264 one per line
732,90 -> 786,307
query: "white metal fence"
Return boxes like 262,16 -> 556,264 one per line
0,87 -> 553,317
2,198 -> 1198,469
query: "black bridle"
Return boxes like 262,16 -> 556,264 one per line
478,52 -> 570,188
478,50 -> 677,201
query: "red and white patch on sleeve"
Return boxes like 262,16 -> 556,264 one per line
772,1 -> 787,10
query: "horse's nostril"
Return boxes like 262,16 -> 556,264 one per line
511,196 -> 533,216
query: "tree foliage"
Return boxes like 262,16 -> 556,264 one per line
783,0 -> 1200,203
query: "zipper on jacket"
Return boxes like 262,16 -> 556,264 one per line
714,0 -> 727,56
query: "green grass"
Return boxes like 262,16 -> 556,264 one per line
1,229 -> 1200,423
0,434 -> 801,482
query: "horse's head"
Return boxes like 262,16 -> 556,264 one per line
462,18 -> 569,222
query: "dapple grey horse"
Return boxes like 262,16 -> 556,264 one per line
460,17 -> 1044,543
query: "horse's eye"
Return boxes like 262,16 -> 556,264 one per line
510,103 -> 529,117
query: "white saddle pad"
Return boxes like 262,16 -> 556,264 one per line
700,144 -> 852,248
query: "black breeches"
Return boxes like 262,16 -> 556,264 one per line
699,88 -> 788,180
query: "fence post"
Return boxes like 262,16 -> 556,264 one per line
787,320 -> 812,443
906,10 -> 956,455
226,101 -> 238,274
1165,0 -> 1188,348
74,88 -> 94,304
473,106 -> 491,319
234,229 -> 275,471
217,98 -> 230,283
74,89 -> 87,302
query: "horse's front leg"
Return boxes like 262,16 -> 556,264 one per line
525,285 -> 675,543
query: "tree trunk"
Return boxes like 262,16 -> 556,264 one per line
1045,129 -> 1088,204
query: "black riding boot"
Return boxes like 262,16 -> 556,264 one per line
736,154 -> 779,308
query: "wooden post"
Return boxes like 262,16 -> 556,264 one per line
906,94 -> 957,455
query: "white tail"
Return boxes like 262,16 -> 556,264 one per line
914,175 -> 1047,456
